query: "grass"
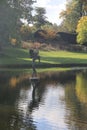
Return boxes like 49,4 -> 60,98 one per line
0,67 -> 70,73
0,46 -> 87,66
40,51 -> 87,64
0,47 -> 31,65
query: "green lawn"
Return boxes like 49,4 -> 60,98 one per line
0,47 -> 87,65
40,51 -> 87,64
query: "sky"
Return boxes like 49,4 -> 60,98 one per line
35,0 -> 66,25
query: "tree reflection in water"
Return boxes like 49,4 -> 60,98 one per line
17,65 -> 46,130
1,69 -> 87,130
64,70 -> 87,130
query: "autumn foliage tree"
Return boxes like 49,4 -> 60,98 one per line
59,0 -> 87,32
40,24 -> 58,41
20,25 -> 36,41
76,16 -> 87,44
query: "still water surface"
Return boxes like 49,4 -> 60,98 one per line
0,68 -> 87,130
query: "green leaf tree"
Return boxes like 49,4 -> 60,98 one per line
34,7 -> 47,28
0,0 -> 36,45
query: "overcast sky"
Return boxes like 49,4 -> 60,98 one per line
34,0 -> 66,25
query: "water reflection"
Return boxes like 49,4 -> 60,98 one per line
0,69 -> 87,129
29,66 -> 40,112
76,71 -> 87,103
64,70 -> 87,130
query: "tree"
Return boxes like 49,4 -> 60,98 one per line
41,24 -> 58,41
0,0 -> 36,45
34,7 -> 47,28
20,25 -> 36,41
0,1 -> 16,44
8,0 -> 36,24
81,0 -> 87,16
59,0 -> 85,32
76,16 -> 87,44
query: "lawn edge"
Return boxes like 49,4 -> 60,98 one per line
0,63 -> 87,69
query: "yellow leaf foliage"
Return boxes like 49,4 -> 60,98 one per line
76,16 -> 87,44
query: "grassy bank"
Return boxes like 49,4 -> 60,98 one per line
0,47 -> 87,67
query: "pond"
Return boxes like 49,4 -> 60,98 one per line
0,68 -> 87,130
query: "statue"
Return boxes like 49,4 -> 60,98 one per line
29,48 -> 40,63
